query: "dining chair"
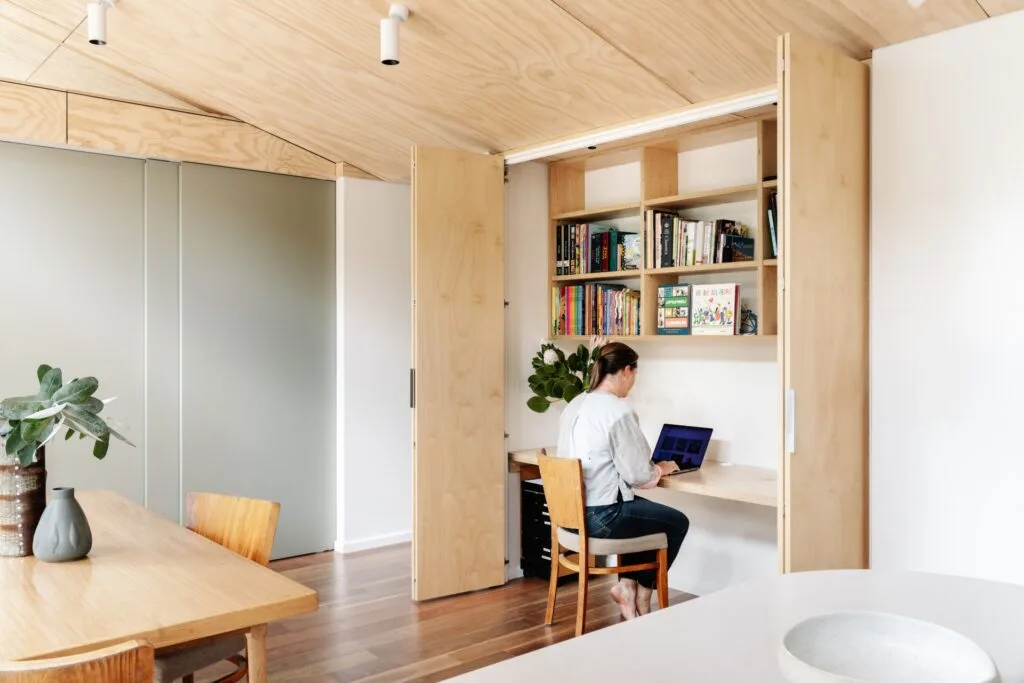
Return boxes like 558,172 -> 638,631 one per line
0,639 -> 154,682
536,453 -> 669,637
153,493 -> 280,683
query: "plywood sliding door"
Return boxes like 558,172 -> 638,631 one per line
779,33 -> 869,572
411,147 -> 506,601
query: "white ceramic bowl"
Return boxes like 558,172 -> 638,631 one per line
778,611 -> 1000,683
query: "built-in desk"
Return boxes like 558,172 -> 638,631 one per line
508,447 -> 777,508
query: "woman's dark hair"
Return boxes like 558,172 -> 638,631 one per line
588,342 -> 639,391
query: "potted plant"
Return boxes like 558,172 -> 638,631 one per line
526,337 -> 606,413
0,364 -> 133,558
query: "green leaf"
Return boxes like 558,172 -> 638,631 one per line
36,365 -> 52,383
20,417 -> 51,443
64,427 -> 76,441
17,444 -> 36,466
76,397 -> 104,414
530,382 -> 547,398
563,384 -> 582,404
52,377 -> 99,405
555,348 -> 566,363
0,397 -> 50,420
5,429 -> 25,456
549,380 -> 564,399
37,419 -> 61,447
23,403 -> 64,421
526,396 -> 551,413
92,436 -> 110,460
566,355 -> 580,373
38,366 -> 63,399
591,346 -> 601,361
578,344 -> 589,360
62,405 -> 109,441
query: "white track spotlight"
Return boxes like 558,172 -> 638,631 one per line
380,3 -> 409,66
87,0 -> 116,46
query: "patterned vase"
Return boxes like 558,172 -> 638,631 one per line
0,446 -> 47,557
33,487 -> 92,562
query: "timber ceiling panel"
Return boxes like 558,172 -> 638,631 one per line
0,0 -> 1015,178
55,0 -> 688,179
30,47 -> 207,114
550,0 -> 987,102
976,0 -> 1024,15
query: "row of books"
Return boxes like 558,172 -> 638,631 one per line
555,223 -> 642,276
646,211 -> 754,269
551,284 -> 641,337
657,283 -> 741,336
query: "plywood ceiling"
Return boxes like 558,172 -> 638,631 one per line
0,0 -> 1021,180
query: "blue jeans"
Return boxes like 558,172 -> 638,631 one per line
585,497 -> 690,589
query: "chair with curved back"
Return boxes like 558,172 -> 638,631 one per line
153,492 -> 280,683
0,640 -> 154,682
537,453 -> 669,637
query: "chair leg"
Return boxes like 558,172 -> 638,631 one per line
574,563 -> 589,637
544,551 -> 559,626
656,547 -> 669,610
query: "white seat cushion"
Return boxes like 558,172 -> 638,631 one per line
557,526 -> 667,556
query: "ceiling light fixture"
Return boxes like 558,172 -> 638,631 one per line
87,0 -> 116,46
503,88 -> 778,165
380,3 -> 409,66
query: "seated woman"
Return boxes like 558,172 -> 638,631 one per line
556,341 -> 690,619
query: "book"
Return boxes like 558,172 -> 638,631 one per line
691,283 -> 739,335
551,284 -> 641,336
621,233 -> 642,270
657,283 -> 690,335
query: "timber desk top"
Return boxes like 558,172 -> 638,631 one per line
0,489 -> 318,662
509,447 -> 777,508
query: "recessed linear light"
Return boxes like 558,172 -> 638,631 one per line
503,88 -> 778,165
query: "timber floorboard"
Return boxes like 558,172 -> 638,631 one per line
194,544 -> 693,682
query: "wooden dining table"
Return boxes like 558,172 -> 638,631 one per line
0,489 -> 318,681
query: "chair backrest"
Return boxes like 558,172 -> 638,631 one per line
537,454 -> 586,532
185,492 -> 280,566
0,640 -> 154,682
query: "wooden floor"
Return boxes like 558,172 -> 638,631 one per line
196,544 -> 692,682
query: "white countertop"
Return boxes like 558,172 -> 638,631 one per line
450,570 -> 1024,682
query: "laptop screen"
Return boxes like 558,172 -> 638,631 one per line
651,424 -> 713,470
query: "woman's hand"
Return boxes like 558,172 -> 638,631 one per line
655,460 -> 679,475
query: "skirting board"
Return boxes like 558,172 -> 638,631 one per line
335,531 -> 412,554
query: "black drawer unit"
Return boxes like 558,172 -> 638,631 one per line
520,478 -> 553,579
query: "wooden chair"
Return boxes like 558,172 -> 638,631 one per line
537,454 -> 669,637
0,640 -> 154,682
153,493 -> 280,683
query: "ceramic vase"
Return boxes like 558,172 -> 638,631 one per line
32,486 -> 92,562
0,446 -> 47,557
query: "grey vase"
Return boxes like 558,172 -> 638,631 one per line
32,487 -> 92,562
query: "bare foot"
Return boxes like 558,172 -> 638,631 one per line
636,585 -> 654,615
610,579 -> 638,620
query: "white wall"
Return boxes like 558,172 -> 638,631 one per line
506,148 -> 778,594
336,177 -> 413,553
871,10 -> 1024,584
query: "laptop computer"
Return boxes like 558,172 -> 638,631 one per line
651,423 -> 713,475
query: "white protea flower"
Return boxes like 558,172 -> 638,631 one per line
589,335 -> 608,350
543,348 -> 559,365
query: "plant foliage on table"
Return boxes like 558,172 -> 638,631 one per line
526,338 -> 605,413
0,364 -> 134,465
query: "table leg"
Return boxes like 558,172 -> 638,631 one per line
246,623 -> 268,682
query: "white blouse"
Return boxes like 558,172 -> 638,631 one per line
556,390 -> 659,506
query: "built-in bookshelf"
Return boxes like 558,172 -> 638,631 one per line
547,118 -> 780,341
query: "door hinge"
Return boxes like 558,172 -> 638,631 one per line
780,57 -> 786,72
410,368 -> 416,409
504,300 -> 510,308
779,274 -> 785,292
504,432 -> 509,439
503,162 -> 509,184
